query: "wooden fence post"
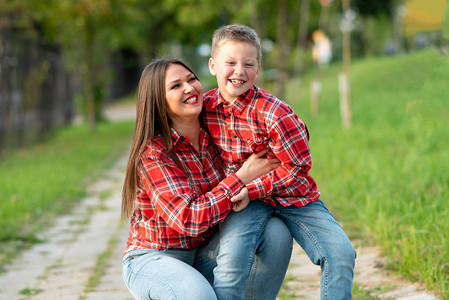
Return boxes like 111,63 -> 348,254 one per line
339,0 -> 353,129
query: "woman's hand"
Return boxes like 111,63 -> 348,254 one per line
235,149 -> 280,184
231,187 -> 250,212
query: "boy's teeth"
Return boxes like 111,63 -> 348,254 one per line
231,79 -> 244,84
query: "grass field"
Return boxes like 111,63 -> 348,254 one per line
0,49 -> 447,298
284,49 -> 448,298
0,121 -> 134,267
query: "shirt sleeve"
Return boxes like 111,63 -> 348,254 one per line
138,158 -> 244,237
245,113 -> 312,200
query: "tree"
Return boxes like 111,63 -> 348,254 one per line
2,0 -> 145,131
45,0 -> 142,131
273,0 -> 288,99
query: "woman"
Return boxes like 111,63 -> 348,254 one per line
121,57 -> 292,300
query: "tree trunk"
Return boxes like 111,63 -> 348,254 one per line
83,17 -> 96,132
340,0 -> 352,129
293,0 -> 311,79
275,0 -> 288,100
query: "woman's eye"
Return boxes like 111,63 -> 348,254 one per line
170,84 -> 180,90
188,77 -> 197,82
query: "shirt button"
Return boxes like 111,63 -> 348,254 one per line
234,135 -> 237,138
227,113 -> 231,117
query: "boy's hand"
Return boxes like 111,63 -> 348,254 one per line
231,187 -> 250,212
236,149 -> 280,184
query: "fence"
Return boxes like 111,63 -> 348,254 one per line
0,27 -> 76,153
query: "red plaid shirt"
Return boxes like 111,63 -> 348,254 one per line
203,85 -> 320,207
126,127 -> 244,252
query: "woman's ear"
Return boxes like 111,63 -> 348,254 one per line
208,58 -> 217,76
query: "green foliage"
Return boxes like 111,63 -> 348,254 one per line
287,49 -> 448,298
0,121 -> 134,266
2,0 -> 411,130
358,16 -> 394,56
2,0 -> 145,130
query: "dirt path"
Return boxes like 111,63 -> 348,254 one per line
0,103 -> 440,299
0,151 -> 440,300
0,153 -> 132,300
282,243 -> 439,299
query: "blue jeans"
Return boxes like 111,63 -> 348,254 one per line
122,217 -> 293,300
214,200 -> 356,300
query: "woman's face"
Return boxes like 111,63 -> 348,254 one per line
165,64 -> 203,124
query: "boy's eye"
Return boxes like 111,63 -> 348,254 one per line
226,61 -> 236,65
245,64 -> 254,67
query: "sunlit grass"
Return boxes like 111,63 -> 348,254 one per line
285,49 -> 448,298
0,120 -> 134,266
1,49 -> 448,298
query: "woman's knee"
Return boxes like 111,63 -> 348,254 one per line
126,269 -> 217,300
124,253 -> 217,300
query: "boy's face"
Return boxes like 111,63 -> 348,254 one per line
209,41 -> 261,102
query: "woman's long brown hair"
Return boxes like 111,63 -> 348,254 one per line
121,58 -> 198,219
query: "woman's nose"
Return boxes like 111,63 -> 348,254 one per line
184,82 -> 195,92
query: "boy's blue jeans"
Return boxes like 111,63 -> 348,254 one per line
122,217 -> 293,300
214,199 -> 356,300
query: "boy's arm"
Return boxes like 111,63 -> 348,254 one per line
245,112 -> 314,201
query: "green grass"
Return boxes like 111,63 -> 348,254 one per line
276,274 -> 297,299
81,219 -> 125,299
284,49 -> 448,298
0,120 -> 134,267
2,50 -> 448,298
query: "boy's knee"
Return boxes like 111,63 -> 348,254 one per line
338,242 -> 357,266
330,239 -> 356,262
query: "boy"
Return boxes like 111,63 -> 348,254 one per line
203,24 -> 356,300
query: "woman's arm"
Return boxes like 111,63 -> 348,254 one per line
139,150 -> 279,237
139,159 -> 241,237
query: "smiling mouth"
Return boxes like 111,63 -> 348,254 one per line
230,79 -> 245,84
184,96 -> 198,104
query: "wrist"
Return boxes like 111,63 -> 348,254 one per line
235,169 -> 250,185
246,180 -> 266,201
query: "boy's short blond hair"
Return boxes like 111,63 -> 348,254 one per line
211,24 -> 262,64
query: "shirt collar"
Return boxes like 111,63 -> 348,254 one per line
233,85 -> 257,114
215,85 -> 258,114
170,127 -> 184,146
171,126 -> 209,147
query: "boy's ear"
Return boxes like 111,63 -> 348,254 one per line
208,58 -> 217,76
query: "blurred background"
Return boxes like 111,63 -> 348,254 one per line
0,0 -> 446,146
1,0 -> 448,298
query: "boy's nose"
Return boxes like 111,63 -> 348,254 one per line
234,64 -> 244,75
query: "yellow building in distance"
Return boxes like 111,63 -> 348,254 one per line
403,0 -> 447,35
